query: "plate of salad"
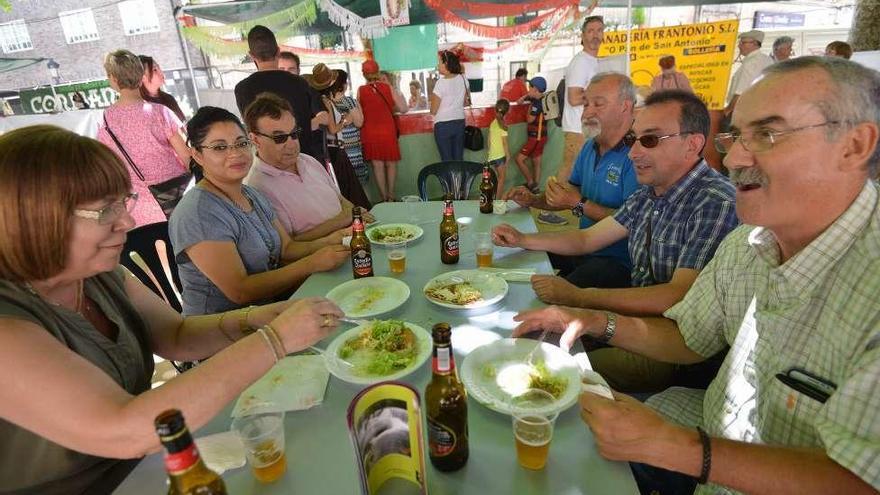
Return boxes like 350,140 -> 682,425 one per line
324,320 -> 432,385
365,223 -> 424,246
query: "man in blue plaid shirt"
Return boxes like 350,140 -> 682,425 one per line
493,90 -> 738,391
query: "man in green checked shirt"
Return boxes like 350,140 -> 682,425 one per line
513,56 -> 880,494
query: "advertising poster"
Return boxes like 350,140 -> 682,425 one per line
598,19 -> 740,110
380,0 -> 410,27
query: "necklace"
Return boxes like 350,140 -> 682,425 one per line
23,279 -> 84,313
201,178 -> 248,210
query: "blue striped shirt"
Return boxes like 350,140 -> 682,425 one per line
613,160 -> 738,287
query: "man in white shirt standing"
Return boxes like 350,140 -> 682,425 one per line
557,15 -> 605,183
723,30 -> 773,121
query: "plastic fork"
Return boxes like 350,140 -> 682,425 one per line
524,329 -> 549,367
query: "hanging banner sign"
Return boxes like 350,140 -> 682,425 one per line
598,19 -> 739,110
20,79 -> 115,114
380,0 -> 410,27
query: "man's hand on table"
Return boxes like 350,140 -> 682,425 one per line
504,186 -> 537,207
512,305 -> 606,351
580,389 -> 690,467
492,223 -> 525,248
531,275 -> 583,306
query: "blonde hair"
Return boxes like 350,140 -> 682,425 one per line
0,126 -> 131,282
365,72 -> 382,83
104,49 -> 144,89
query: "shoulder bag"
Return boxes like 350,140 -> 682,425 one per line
461,75 -> 484,151
103,114 -> 192,217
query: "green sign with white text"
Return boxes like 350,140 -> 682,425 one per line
19,79 -> 117,114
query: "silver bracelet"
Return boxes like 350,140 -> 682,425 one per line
256,327 -> 281,363
597,311 -> 616,344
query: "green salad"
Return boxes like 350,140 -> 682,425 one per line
339,320 -> 418,376
527,361 -> 568,399
368,226 -> 415,243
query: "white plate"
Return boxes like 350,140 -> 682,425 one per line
324,321 -> 432,385
365,223 -> 424,246
422,270 -> 508,309
460,338 -> 581,416
326,277 -> 410,318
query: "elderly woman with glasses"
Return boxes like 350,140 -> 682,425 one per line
169,106 -> 350,317
0,125 -> 344,493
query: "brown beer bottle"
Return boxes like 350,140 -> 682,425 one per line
439,195 -> 459,264
425,323 -> 469,471
479,166 -> 494,214
155,409 -> 227,495
350,207 -> 374,278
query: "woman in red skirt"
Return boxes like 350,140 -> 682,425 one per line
357,60 -> 406,202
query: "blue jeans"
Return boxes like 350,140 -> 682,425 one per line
434,119 -> 465,161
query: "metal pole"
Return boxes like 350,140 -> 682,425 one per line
172,2 -> 201,108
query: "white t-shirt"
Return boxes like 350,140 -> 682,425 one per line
726,50 -> 774,104
432,76 -> 467,124
562,51 -> 598,133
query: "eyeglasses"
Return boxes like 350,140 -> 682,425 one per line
624,131 -> 692,149
713,121 -> 840,154
253,129 -> 301,145
198,140 -> 253,155
73,193 -> 138,225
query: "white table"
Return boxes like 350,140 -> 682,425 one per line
0,109 -> 102,137
116,201 -> 638,494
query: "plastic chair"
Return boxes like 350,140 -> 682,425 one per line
121,221 -> 183,313
121,222 -> 197,373
417,161 -> 498,201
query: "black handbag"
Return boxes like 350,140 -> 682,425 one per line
464,124 -> 484,151
103,115 -> 192,217
461,75 -> 484,151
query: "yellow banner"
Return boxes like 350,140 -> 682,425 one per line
598,19 -> 740,110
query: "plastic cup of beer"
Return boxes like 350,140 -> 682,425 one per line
387,241 -> 407,274
474,232 -> 493,268
401,195 -> 421,223
231,411 -> 287,483
511,389 -> 558,470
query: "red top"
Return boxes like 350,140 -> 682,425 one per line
357,82 -> 402,161
500,78 -> 528,102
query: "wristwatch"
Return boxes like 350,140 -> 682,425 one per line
571,197 -> 588,217
597,311 -> 616,344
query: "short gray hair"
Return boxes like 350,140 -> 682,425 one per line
773,36 -> 794,51
103,49 -> 144,90
589,72 -> 637,106
763,56 -> 880,177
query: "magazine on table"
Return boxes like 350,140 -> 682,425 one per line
347,381 -> 428,495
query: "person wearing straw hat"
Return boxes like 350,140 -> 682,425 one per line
358,59 -> 406,202
307,63 -> 372,210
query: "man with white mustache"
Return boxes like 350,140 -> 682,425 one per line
503,73 -> 639,291
495,89 -> 738,392
512,56 -> 880,495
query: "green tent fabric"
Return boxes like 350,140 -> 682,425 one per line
373,24 -> 439,71
0,57 -> 45,74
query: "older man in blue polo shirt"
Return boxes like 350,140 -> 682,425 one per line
505,72 -> 640,289
495,89 -> 739,392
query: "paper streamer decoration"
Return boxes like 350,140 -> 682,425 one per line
319,0 -> 388,39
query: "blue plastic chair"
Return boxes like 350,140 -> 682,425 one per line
417,161 -> 498,201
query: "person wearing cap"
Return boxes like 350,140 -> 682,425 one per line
723,30 -> 773,120
306,63 -> 372,211
358,59 -> 406,202
651,55 -> 693,93
514,76 -> 550,194
234,26 -> 329,165
431,50 -> 469,162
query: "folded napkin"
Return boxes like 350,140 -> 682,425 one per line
195,431 -> 246,474
573,352 -> 615,399
231,355 -> 330,418
477,267 -> 537,282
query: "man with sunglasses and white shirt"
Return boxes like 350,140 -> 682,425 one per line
494,89 -> 737,392
243,93 -> 373,242
513,56 -> 880,495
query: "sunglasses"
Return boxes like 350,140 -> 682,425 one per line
624,131 -> 692,149
254,128 -> 301,144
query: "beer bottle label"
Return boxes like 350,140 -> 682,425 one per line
352,249 -> 373,276
432,346 -> 453,372
480,192 -> 489,206
427,417 -> 458,456
443,234 -> 459,256
164,443 -> 201,474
